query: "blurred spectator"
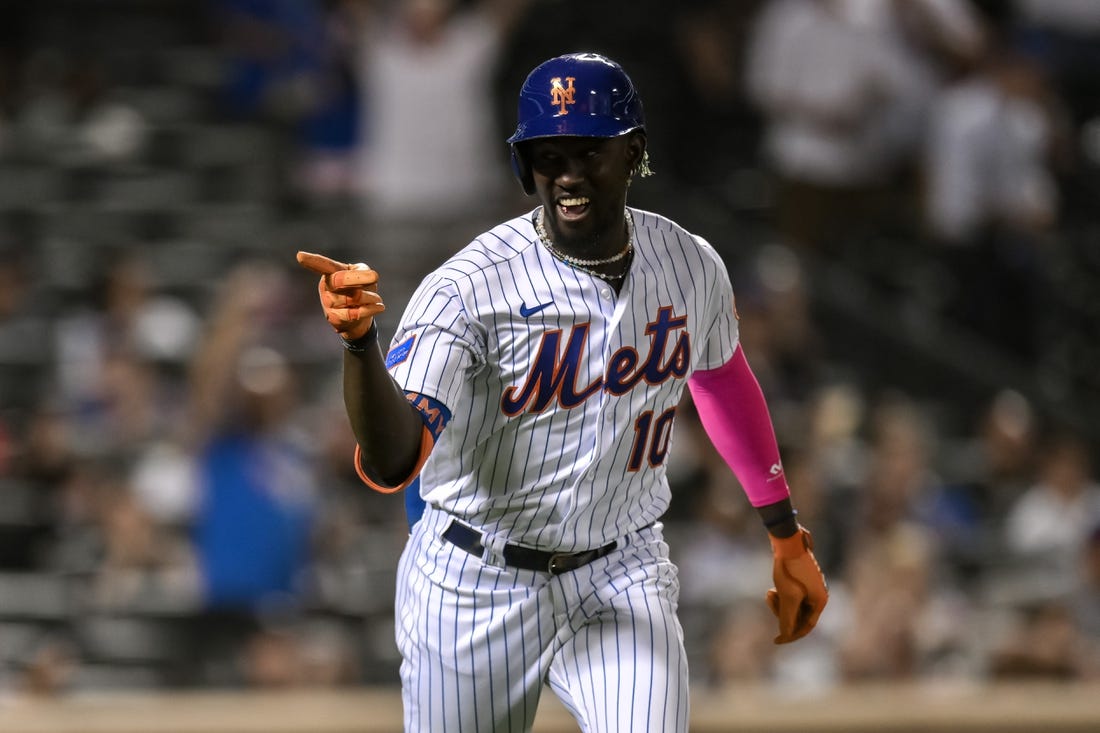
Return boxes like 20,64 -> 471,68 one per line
782,430 -> 859,577
0,401 -> 72,570
241,624 -> 305,687
799,383 -> 869,494
669,1 -> 769,190
1003,430 -> 1100,595
13,635 -> 77,697
921,32 -> 1070,360
1070,524 -> 1100,666
989,597 -> 1097,679
349,0 -> 526,218
52,249 -> 199,457
828,394 -> 983,681
945,389 -> 1038,516
294,1 -> 363,204
86,479 -> 199,614
37,458 -> 136,623
240,619 -> 360,688
184,262 -> 320,686
841,396 -> 946,551
209,0 -> 363,205
12,51 -> 147,165
890,0 -> 989,75
211,0 -> 330,123
744,0 -> 965,251
836,522 -> 936,679
675,451 -> 772,610
937,389 -> 1038,577
1012,0 -> 1100,125
344,0 -> 528,330
54,249 -> 200,389
705,600 -> 778,685
733,243 -> 825,411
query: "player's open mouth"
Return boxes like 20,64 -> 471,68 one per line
557,196 -> 590,221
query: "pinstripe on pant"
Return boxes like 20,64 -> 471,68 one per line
396,507 -> 689,733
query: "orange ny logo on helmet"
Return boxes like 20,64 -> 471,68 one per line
550,76 -> 576,115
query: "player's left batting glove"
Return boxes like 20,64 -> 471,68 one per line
766,526 -> 828,644
296,251 -> 385,341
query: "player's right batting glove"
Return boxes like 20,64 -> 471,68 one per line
296,251 -> 385,341
766,526 -> 828,644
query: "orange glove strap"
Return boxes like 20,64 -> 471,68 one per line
353,424 -> 434,495
769,527 -> 811,559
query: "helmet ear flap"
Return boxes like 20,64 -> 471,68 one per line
510,145 -> 535,195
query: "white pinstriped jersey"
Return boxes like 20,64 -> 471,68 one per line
386,206 -> 739,552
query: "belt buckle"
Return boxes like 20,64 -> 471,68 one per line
547,552 -> 572,574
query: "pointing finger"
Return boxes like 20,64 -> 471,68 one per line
300,252 -> 379,290
297,251 -> 349,276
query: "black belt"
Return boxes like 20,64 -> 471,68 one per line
441,520 -> 617,575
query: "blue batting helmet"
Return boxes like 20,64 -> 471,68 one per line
507,52 -> 645,194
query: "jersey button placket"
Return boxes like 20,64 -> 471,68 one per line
602,284 -> 629,449
588,299 -> 618,456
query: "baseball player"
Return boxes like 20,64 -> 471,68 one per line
298,52 -> 827,733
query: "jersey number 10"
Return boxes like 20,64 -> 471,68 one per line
627,406 -> 677,471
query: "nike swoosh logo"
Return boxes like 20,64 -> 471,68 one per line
519,300 -> 553,318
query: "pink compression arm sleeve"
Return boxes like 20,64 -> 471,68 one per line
687,345 -> 791,507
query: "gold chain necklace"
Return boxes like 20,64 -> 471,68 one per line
535,207 -> 634,267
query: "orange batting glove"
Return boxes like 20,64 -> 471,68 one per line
766,526 -> 828,644
296,251 -> 385,341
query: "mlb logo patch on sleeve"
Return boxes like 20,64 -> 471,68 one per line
386,335 -> 416,369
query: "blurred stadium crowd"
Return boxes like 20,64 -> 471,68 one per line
1,0 -> 1099,697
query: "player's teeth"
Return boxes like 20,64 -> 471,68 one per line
559,197 -> 589,207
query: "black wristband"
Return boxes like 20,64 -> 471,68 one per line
340,321 -> 379,354
763,509 -> 798,528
